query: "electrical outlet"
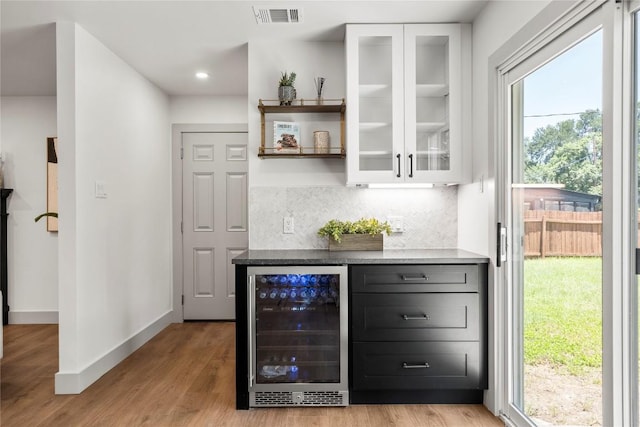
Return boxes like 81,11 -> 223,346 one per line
283,216 -> 294,234
387,216 -> 404,233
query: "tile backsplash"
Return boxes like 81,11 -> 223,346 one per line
249,186 -> 457,249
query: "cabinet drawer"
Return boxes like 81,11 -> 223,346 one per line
352,341 -> 482,390
350,264 -> 478,293
352,293 -> 479,341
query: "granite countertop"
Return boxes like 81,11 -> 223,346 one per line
232,249 -> 489,265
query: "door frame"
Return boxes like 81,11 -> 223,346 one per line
488,0 -> 608,418
625,2 -> 640,426
171,123 -> 248,323
489,0 -> 638,425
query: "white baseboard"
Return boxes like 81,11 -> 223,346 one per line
9,310 -> 59,324
54,310 -> 173,394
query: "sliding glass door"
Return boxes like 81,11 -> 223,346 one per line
507,27 -> 604,426
634,6 -> 640,425
496,0 -> 640,426
498,1 -> 640,425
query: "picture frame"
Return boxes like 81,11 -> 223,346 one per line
273,121 -> 301,154
46,137 -> 58,232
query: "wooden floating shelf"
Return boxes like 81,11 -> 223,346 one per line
258,146 -> 345,159
258,98 -> 345,114
258,153 -> 346,159
258,98 -> 346,159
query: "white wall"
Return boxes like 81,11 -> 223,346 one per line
1,96 -> 59,323
169,96 -> 247,124
55,22 -> 172,394
457,0 -> 550,255
248,41 -> 346,187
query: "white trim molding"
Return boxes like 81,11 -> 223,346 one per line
54,311 -> 172,394
8,311 -> 59,324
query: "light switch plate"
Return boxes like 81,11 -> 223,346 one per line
95,181 -> 107,198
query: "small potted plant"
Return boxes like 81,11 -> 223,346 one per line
278,71 -> 296,105
318,217 -> 392,251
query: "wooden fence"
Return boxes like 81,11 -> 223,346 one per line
524,210 -> 603,257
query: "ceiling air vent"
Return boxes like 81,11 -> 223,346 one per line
253,6 -> 303,24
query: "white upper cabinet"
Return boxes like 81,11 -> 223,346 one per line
346,23 -> 471,185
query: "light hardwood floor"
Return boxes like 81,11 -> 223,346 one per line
1,322 -> 503,426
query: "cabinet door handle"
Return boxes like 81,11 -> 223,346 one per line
396,153 -> 401,178
401,274 -> 428,281
402,314 -> 430,321
402,362 -> 430,369
408,154 -> 414,178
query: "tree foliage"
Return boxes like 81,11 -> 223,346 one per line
524,109 -> 602,196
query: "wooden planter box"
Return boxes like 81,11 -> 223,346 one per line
328,234 -> 383,251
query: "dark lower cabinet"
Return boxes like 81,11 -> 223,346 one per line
352,341 -> 482,390
352,293 -> 480,341
349,263 -> 488,404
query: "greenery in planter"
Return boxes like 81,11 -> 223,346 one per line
278,71 -> 297,105
317,217 -> 392,243
279,71 -> 297,87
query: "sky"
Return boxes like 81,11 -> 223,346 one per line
522,30 -> 602,139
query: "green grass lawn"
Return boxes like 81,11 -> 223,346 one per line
524,257 -> 602,374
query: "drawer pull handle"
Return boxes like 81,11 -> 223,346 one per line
402,314 -> 430,321
401,274 -> 428,281
402,362 -> 430,369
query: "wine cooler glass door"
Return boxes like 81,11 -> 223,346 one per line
248,266 -> 348,392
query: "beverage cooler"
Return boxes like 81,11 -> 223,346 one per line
247,266 -> 348,407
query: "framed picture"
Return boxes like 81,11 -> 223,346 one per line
273,121 -> 301,154
47,137 -> 58,232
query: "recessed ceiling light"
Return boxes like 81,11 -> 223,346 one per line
195,72 -> 209,79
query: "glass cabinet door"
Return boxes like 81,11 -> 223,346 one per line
346,24 -> 468,185
346,24 -> 404,184
404,24 -> 464,183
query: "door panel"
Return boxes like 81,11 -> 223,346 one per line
507,28 -> 603,426
183,132 -> 248,319
193,248 -> 215,298
634,7 -> 640,424
226,172 -> 247,232
193,172 -> 214,231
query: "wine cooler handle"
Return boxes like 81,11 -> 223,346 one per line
402,314 -> 430,321
248,275 -> 255,388
402,362 -> 430,369
396,153 -> 401,178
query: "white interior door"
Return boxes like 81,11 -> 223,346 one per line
182,131 -> 248,320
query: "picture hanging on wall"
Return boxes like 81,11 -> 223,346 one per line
47,137 -> 58,232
